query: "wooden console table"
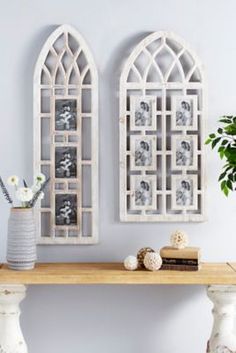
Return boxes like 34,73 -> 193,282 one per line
1,262 -> 236,353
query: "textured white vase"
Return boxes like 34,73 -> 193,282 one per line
7,208 -> 36,270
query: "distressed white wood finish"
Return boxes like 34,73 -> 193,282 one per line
0,285 -> 27,353
34,25 -> 98,244
119,31 -> 206,222
207,286 -> 236,353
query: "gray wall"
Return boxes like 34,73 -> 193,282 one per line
1,0 -> 236,352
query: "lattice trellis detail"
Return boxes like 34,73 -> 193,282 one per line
34,25 -> 98,243
119,31 -> 206,222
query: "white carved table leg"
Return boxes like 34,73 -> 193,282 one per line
0,285 -> 27,353
207,286 -> 236,353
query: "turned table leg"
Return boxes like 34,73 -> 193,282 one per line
0,285 -> 27,353
207,286 -> 236,353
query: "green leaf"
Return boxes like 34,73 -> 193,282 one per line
218,172 -> 226,181
221,180 -> 226,190
209,133 -> 216,139
205,138 -> 212,145
227,180 -> 233,190
225,124 -> 236,135
218,146 -> 225,152
220,150 -> 225,159
221,139 -> 228,145
219,119 -> 232,124
228,173 -> 234,181
218,128 -> 223,134
212,137 -> 221,149
223,186 -> 229,197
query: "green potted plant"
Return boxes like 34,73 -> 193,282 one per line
206,116 -> 236,196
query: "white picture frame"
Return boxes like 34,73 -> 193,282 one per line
171,135 -> 198,170
120,31 -> 206,222
130,135 -> 156,171
171,95 -> 198,131
171,175 -> 198,211
130,175 -> 156,210
34,25 -> 99,244
130,96 -> 156,131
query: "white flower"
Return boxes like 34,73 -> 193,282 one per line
7,175 -> 19,186
16,187 -> 33,202
38,192 -> 44,200
31,184 -> 41,193
35,173 -> 46,185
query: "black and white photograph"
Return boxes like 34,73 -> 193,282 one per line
55,194 -> 77,226
130,136 -> 156,170
135,139 -> 152,166
130,176 -> 156,210
176,140 -> 193,166
130,96 -> 156,130
55,98 -> 77,131
176,179 -> 193,206
172,95 -> 197,130
135,179 -> 152,206
55,147 -> 77,178
171,175 -> 197,210
172,135 -> 197,170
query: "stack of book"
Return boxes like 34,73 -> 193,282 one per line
160,246 -> 201,271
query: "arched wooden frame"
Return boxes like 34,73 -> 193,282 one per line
120,31 -> 206,222
34,25 -> 98,243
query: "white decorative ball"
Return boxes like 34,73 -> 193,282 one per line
170,230 -> 188,249
124,256 -> 138,271
143,252 -> 162,271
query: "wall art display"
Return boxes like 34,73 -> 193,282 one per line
34,24 -> 98,243
120,31 -> 206,222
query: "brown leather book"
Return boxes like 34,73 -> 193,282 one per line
161,264 -> 201,271
160,246 -> 201,260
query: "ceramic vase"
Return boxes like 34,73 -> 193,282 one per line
7,208 -> 37,270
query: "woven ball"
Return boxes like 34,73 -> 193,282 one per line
170,230 -> 188,249
137,247 -> 155,268
143,252 -> 162,271
124,255 -> 138,271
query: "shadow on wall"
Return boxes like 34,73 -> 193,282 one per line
21,284 -> 209,353
103,32 -> 152,223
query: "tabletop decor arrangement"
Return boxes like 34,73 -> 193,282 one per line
206,115 -> 236,196
160,230 -> 201,271
124,230 -> 201,272
124,247 -> 162,271
0,174 -> 49,270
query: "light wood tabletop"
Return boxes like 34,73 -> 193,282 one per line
0,262 -> 236,285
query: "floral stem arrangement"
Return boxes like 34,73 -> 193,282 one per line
206,115 -> 236,196
0,174 -> 49,208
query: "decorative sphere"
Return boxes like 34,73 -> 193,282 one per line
137,247 -> 155,268
170,230 -> 188,249
144,252 -> 162,271
124,255 -> 138,271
